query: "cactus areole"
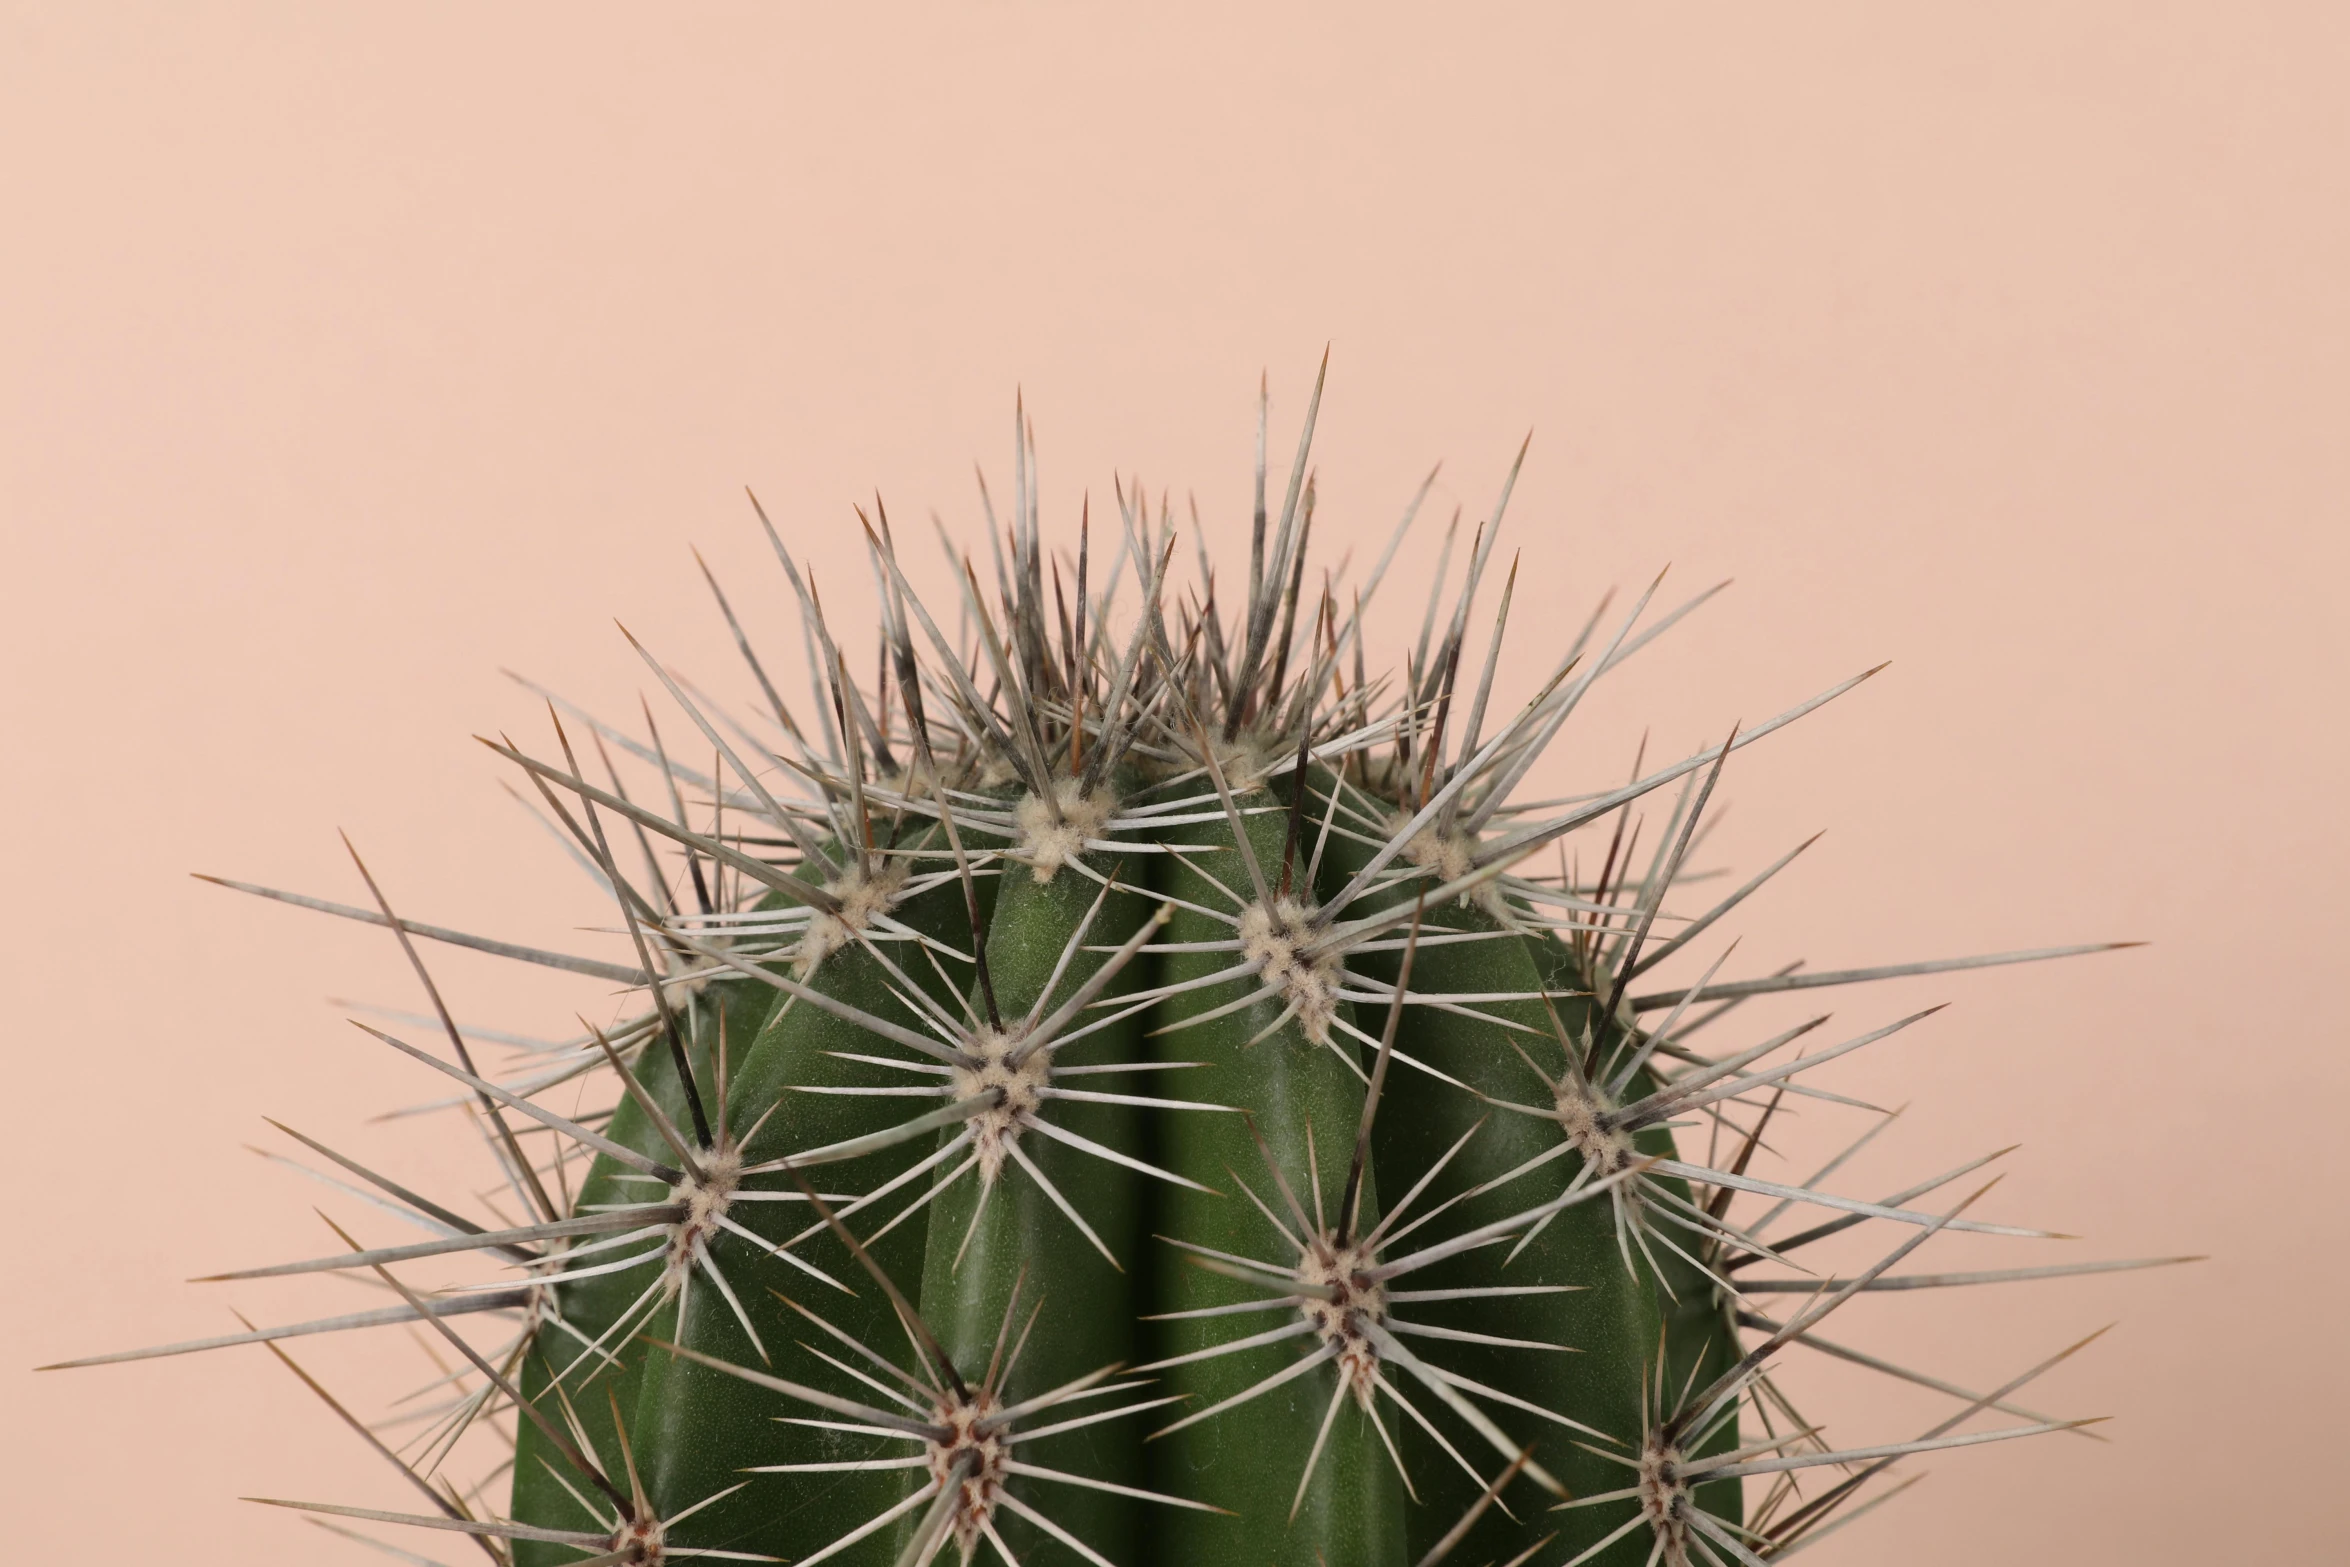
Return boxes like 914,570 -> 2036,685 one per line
51,369 -> 2182,1567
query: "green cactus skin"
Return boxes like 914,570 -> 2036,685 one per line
48,381 -> 2179,1567
1350,900 -> 1666,1567
1521,926 -> 1749,1540
508,964 -> 781,1566
1291,759 -> 1721,1567
910,836 -> 1157,1562
632,839 -> 988,1566
1142,783 -> 1409,1567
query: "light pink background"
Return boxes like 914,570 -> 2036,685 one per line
5,6 -> 2342,1561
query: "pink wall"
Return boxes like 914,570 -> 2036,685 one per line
5,5 -> 2341,1560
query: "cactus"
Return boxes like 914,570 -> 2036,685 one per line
46,369 -> 2192,1567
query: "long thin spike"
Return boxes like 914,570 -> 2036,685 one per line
339,837 -> 557,1224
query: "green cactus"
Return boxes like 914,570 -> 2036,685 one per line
45,372 -> 2193,1567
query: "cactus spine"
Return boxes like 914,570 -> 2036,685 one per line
47,371 -> 2190,1567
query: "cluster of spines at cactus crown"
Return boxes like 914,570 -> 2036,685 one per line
45,369 -> 2186,1567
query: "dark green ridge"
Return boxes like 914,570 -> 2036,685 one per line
1302,775 -> 1655,1567
614,836 -> 978,1565
1525,929 -> 1745,1534
1143,782 -> 1407,1567
510,913 -> 786,1567
910,833 -> 1156,1561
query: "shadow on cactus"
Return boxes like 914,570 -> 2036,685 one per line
46,365 -> 2195,1567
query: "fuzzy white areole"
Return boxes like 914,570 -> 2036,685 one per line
1295,1232 -> 1389,1409
1012,777 -> 1117,882
1235,894 -> 1345,1047
795,859 -> 907,971
949,1022 -> 1057,1182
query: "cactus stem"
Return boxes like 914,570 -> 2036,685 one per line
54,376 -> 2179,1565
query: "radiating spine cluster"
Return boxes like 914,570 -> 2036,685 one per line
47,368 -> 2190,1567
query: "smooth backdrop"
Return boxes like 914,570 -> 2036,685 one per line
4,5 -> 2342,1562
